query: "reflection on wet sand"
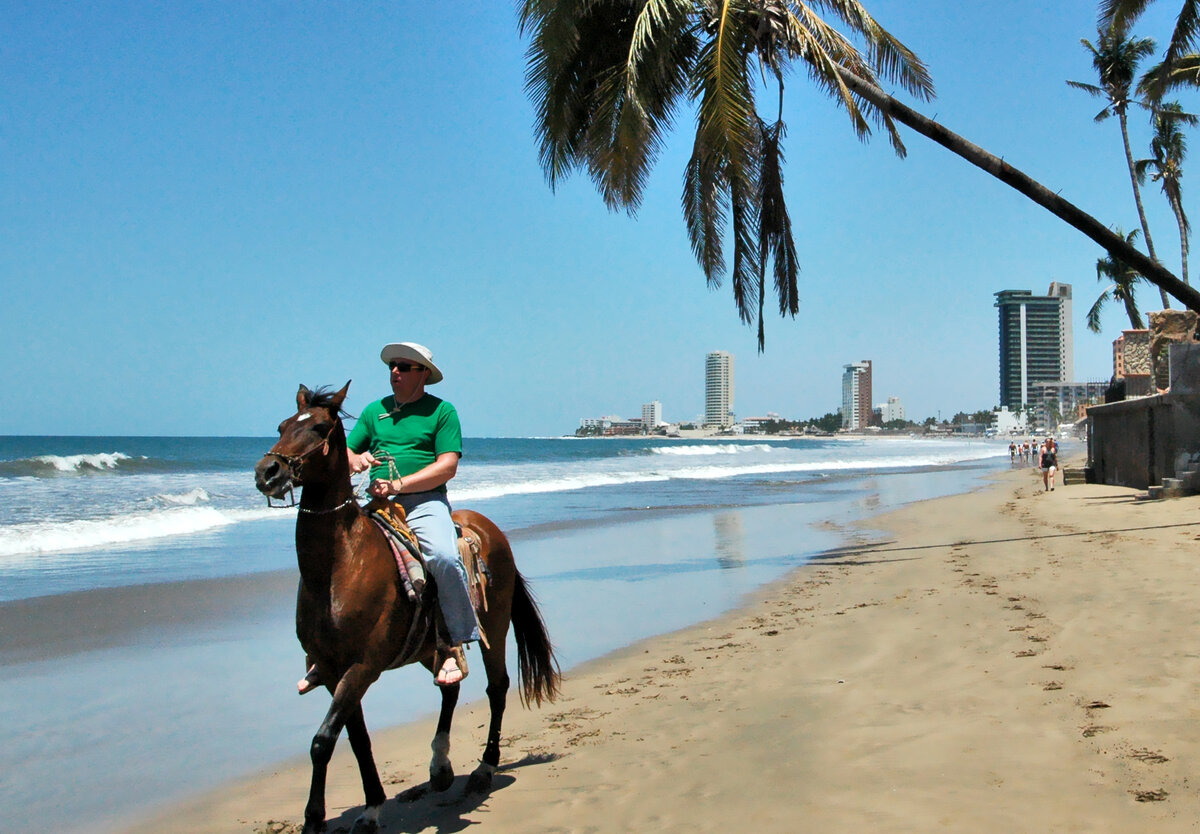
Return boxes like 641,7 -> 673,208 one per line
713,511 -> 745,568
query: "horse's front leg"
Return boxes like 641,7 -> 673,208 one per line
345,704 -> 386,833
429,681 -> 460,791
304,665 -> 381,834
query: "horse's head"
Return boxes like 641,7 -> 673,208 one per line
254,381 -> 351,500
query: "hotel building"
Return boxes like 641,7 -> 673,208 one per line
841,360 -> 873,430
641,400 -> 662,429
995,282 -> 1073,408
705,351 -> 734,428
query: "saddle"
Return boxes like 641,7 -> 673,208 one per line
365,497 -> 491,672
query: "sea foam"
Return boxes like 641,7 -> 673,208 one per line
647,443 -> 774,456
0,506 -> 282,559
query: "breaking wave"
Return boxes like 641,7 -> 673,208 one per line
0,452 -> 134,477
0,506 -> 282,559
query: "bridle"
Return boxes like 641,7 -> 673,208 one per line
262,414 -> 345,510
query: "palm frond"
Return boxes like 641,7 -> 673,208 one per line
807,0 -> 935,101
1134,157 -> 1153,183
1066,79 -> 1106,98
758,118 -> 800,318
1092,228 -> 1145,331
691,0 -> 759,175
1100,0 -> 1156,32
785,2 -> 905,154
521,0 -> 697,212
729,170 -> 761,324
1164,0 -> 1200,67
1141,54 -> 1200,98
1088,287 -> 1113,333
683,143 -> 729,285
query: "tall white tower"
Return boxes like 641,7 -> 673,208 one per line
705,351 -> 734,428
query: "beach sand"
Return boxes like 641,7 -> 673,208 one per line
125,466 -> 1200,832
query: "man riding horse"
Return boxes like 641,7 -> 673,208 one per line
298,341 -> 476,692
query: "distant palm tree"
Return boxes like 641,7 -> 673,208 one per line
1089,228 -> 1147,331
1104,3 -> 1200,101
520,1 -> 1200,347
1103,1 -> 1200,83
1136,102 -> 1197,284
1068,25 -> 1170,307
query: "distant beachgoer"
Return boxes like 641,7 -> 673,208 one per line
1009,441 -> 1017,463
1040,438 -> 1058,491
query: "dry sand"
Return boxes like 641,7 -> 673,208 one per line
128,467 -> 1200,832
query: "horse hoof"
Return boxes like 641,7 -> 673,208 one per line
301,821 -> 326,834
430,763 -> 455,792
465,764 -> 495,795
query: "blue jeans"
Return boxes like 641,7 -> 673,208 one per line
396,490 -> 480,645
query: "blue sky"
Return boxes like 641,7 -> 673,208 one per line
2,1 -> 1193,436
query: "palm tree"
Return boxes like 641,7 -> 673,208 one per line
1068,25 -> 1169,307
1103,1 -> 1200,78
1136,102 -> 1196,284
1089,228 -> 1147,331
519,0 -> 932,348
520,1 -> 1200,347
1104,3 -> 1200,100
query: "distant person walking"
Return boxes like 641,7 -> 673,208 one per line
1009,441 -> 1017,463
1040,438 -> 1058,491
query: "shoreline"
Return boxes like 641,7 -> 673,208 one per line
122,463 -> 1200,832
6,462 -> 1001,833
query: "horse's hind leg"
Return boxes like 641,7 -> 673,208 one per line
466,641 -> 510,794
429,681 -> 460,791
345,704 -> 386,833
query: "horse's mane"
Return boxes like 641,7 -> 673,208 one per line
308,386 -> 354,420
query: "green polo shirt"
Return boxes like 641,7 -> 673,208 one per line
346,393 -> 462,490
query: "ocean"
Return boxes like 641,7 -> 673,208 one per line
0,432 -> 1026,830
0,433 -> 1012,602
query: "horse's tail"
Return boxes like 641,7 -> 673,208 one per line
511,569 -> 561,708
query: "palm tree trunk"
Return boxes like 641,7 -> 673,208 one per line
1123,292 -> 1142,329
1170,194 -> 1190,286
1118,109 -> 1170,308
834,66 -> 1200,315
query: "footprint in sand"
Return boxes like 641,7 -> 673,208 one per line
1128,748 -> 1170,764
1133,788 -> 1169,802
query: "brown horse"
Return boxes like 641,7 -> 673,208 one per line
253,382 -> 560,834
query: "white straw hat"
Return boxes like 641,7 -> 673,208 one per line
380,342 -> 443,384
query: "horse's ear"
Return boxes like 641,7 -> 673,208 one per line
297,385 -> 312,411
330,380 -> 351,410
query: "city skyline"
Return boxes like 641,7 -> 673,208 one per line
2,3 -> 1191,437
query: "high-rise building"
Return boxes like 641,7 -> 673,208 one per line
995,282 -> 1073,408
704,351 -> 734,428
878,395 -> 905,424
641,400 -> 662,430
841,360 -> 872,429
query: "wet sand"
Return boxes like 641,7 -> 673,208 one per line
123,465 -> 1200,832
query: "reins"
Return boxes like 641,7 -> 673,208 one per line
263,418 -> 340,473
263,416 -> 349,510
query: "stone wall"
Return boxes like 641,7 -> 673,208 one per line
1149,310 -> 1199,390
1088,393 -> 1200,489
1120,330 -> 1150,374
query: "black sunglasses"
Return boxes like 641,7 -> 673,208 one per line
389,362 -> 427,372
